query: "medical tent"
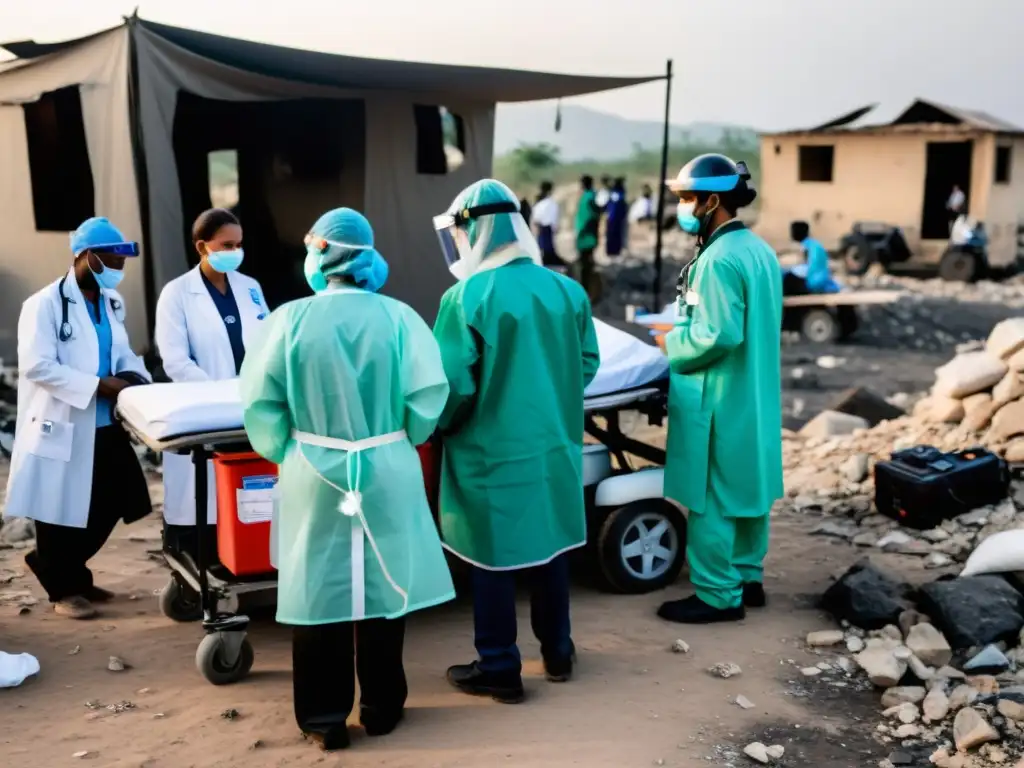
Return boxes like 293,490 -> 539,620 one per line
0,15 -> 661,358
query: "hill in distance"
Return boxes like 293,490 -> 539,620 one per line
494,103 -> 759,161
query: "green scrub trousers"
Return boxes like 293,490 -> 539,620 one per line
686,484 -> 771,611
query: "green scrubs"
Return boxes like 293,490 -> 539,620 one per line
663,221 -> 784,609
433,259 -> 600,570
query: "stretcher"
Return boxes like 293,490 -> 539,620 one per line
115,319 -> 673,684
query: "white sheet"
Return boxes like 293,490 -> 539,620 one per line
118,319 -> 668,444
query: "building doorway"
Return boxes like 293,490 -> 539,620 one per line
920,141 -> 972,240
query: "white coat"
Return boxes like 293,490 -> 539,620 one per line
4,268 -> 151,529
154,266 -> 269,526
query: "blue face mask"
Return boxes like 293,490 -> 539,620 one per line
89,259 -> 125,290
304,247 -> 328,294
676,201 -> 702,235
207,248 -> 244,273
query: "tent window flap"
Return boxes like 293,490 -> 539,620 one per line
23,85 -> 95,232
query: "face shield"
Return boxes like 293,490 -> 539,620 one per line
432,201 -> 542,280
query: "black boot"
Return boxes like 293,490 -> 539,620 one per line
446,662 -> 525,703
657,595 -> 745,625
543,654 -> 574,683
360,706 -> 404,737
743,583 -> 767,608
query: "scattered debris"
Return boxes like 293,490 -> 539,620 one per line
952,707 -> 1000,751
806,630 -> 845,647
670,639 -> 690,654
708,662 -> 743,679
106,656 -> 127,673
221,708 -> 240,720
734,695 -> 755,710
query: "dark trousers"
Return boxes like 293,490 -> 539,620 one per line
292,618 -> 408,735
25,426 -> 151,602
782,272 -> 809,297
472,554 -> 573,676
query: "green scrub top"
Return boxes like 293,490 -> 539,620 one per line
663,221 -> 784,518
433,258 -> 600,570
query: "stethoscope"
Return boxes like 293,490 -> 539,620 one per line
57,275 -> 122,343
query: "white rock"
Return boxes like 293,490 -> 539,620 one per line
107,656 -> 126,672
708,662 -> 742,679
906,624 -> 953,668
801,666 -> 822,677
799,411 -> 870,439
735,695 -> 755,710
765,745 -> 785,760
881,686 -> 927,709
993,372 -> 1024,404
896,703 -> 920,724
924,552 -> 954,569
997,698 -> 1024,721
841,453 -> 871,483
895,724 -> 920,738
806,630 -> 845,647
934,351 -> 1007,398
847,636 -> 866,653
671,639 -> 690,654
743,742 -> 770,764
923,687 -> 950,723
856,647 -> 908,688
948,684 -> 979,711
920,528 -> 951,543
952,707 -> 1000,751
908,655 -> 935,681
876,531 -> 912,549
986,317 -> 1024,360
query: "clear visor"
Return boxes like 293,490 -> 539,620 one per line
435,227 -> 462,268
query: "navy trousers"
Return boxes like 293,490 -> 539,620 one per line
471,553 -> 573,675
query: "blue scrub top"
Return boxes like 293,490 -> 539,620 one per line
87,297 -> 114,427
801,237 -> 833,293
201,271 -> 246,374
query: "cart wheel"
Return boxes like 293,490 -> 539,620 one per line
195,632 -> 254,685
842,239 -> 874,276
939,248 -> 980,282
596,501 -> 687,594
159,575 -> 202,623
801,308 -> 840,344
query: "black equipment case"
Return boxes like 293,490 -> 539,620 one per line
873,445 -> 1009,530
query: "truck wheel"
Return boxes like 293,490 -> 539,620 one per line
939,248 -> 979,282
801,308 -> 840,344
596,501 -> 686,594
843,238 -> 874,276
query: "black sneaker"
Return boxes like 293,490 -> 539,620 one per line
743,583 -> 767,608
360,707 -> 404,737
446,662 -> 525,704
543,654 -> 574,683
305,727 -> 350,752
656,595 -> 745,625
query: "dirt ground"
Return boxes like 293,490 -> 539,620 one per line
2,266 -> 1019,767
0,449 -> 891,768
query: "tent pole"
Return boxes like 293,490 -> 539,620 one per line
652,59 -> 673,312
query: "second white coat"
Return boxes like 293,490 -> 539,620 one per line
154,266 -> 270,526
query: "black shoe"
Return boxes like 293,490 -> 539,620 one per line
657,595 -> 745,625
743,583 -> 767,609
84,586 -> 116,603
305,727 -> 350,752
543,654 -> 574,683
361,707 -> 404,737
446,662 -> 525,704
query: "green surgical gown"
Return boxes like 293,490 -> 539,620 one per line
433,258 -> 600,570
240,287 -> 456,625
575,190 -> 600,252
663,222 -> 784,609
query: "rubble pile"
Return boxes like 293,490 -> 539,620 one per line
848,271 -> 1024,310
805,575 -> 1024,768
0,361 -> 15,459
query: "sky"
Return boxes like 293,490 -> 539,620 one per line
2,0 -> 1023,131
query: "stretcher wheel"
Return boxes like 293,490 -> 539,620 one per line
195,632 -> 254,685
596,500 -> 687,594
800,308 -> 840,344
159,574 -> 202,623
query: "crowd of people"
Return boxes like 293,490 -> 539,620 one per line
4,154 -> 786,753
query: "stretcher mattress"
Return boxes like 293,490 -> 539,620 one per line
117,319 -> 668,447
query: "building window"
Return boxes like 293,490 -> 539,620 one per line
995,145 -> 1012,185
798,145 -> 834,183
415,105 -> 465,175
23,85 -> 95,231
208,150 -> 239,209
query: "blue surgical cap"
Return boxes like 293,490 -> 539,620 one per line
70,217 -> 132,256
308,208 -> 388,293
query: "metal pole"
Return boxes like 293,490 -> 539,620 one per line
652,59 -> 673,311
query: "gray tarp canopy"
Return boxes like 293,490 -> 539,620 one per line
0,17 -> 663,357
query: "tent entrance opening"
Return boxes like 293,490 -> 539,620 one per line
920,140 -> 973,241
172,94 -> 367,309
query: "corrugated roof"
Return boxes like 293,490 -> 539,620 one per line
769,98 -> 1024,136
1,19 -> 665,103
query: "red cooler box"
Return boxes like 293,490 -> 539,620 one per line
214,452 -> 278,577
417,439 -> 441,515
